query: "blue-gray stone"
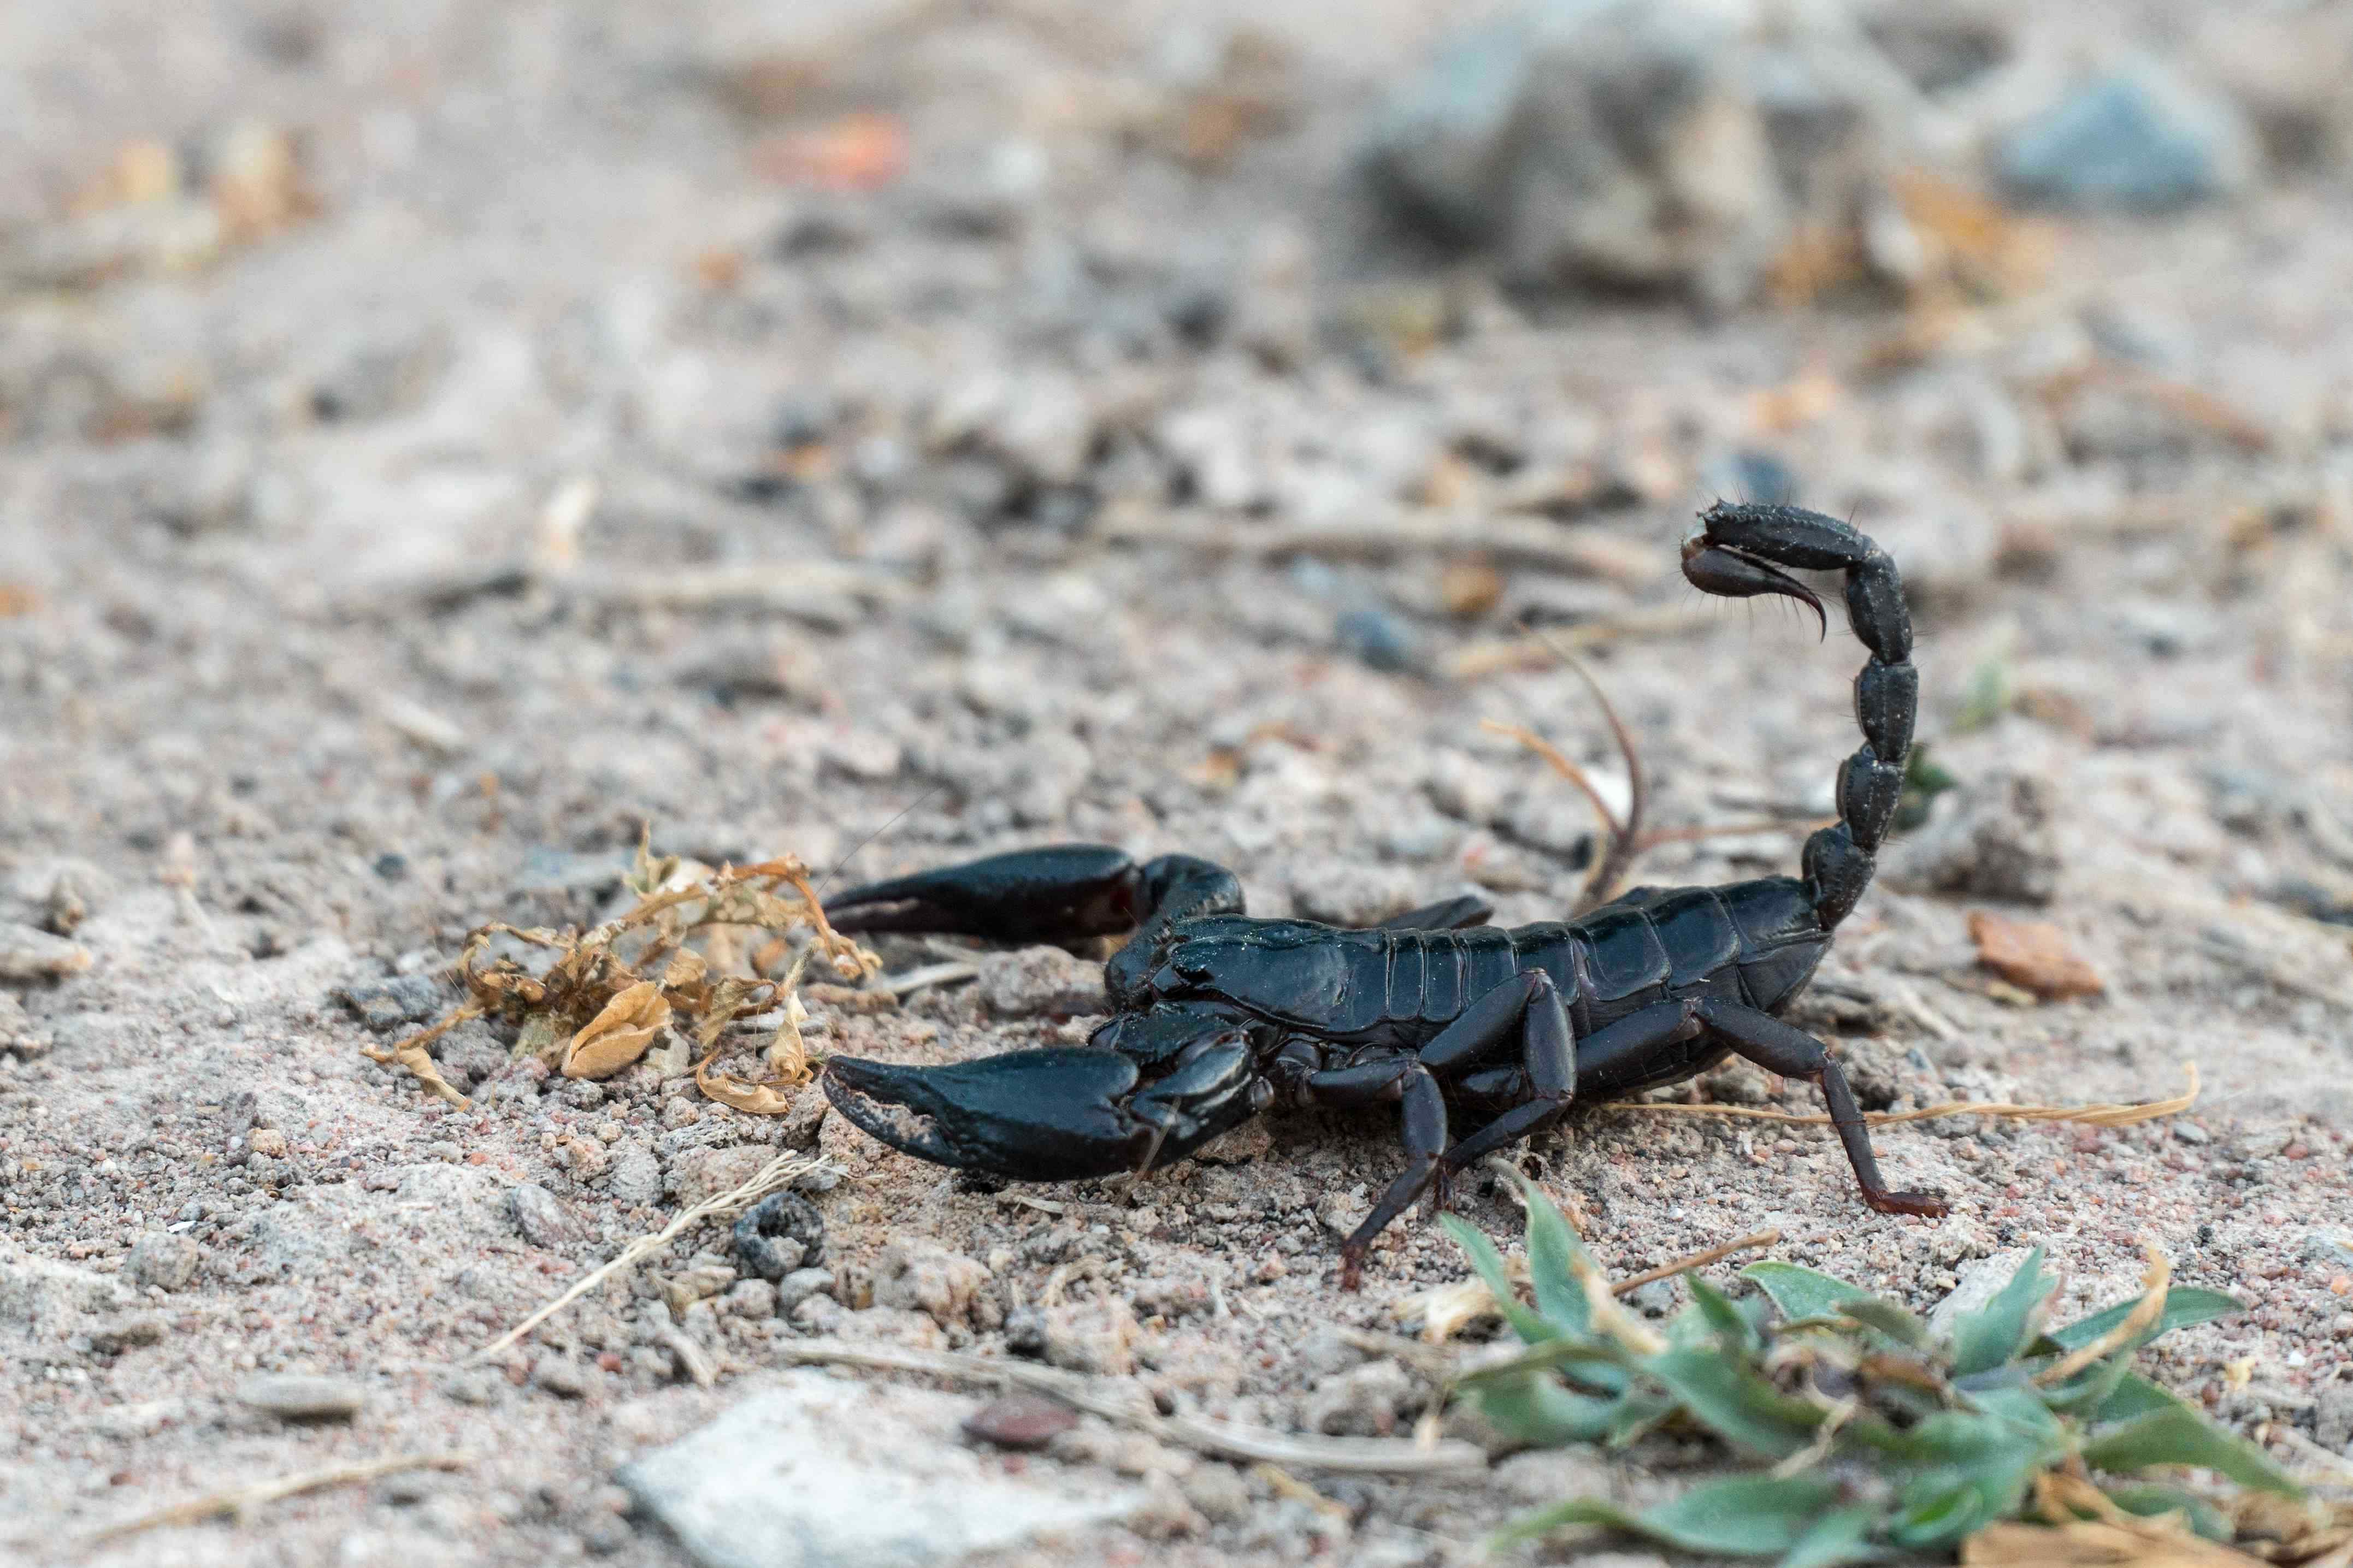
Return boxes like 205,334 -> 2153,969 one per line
1996,67 -> 2254,210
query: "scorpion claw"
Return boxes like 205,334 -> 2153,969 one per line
1681,540 -> 1828,640
823,1049 -> 1149,1182
824,844 -> 1141,944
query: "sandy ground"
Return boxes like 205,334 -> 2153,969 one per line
3,2 -> 2352,1565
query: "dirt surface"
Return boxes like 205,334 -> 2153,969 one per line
4,3 -> 2353,1565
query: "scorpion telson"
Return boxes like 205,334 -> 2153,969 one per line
822,502 -> 1944,1290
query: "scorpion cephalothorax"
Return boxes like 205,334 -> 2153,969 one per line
822,503 -> 1943,1289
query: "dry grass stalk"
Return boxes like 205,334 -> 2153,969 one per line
468,1150 -> 835,1365
1607,1061 -> 2199,1131
84,1452 -> 469,1546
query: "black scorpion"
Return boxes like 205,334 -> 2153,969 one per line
821,503 -> 1945,1288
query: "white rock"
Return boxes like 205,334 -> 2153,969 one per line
618,1371 -> 1144,1567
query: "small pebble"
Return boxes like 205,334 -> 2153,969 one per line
509,1182 -> 585,1249
239,1372 -> 364,1423
87,1313 -> 169,1353
962,1394 -> 1078,1451
124,1231 -> 202,1292
533,1356 -> 589,1399
776,1268 -> 836,1315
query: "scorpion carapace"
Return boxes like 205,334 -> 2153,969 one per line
822,502 -> 1944,1289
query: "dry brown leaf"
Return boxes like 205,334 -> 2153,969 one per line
1961,1520 -> 2260,1566
1971,911 -> 2106,999
561,981 -> 671,1079
694,1050 -> 801,1115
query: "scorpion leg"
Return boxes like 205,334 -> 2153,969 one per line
1689,997 -> 1947,1217
1298,1058 -> 1448,1291
1413,972 -> 1577,1199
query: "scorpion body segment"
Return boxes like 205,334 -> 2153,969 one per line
822,503 -> 1943,1289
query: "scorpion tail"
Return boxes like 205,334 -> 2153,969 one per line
1683,501 -> 1916,932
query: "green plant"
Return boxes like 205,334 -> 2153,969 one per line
1443,1174 -> 2310,1564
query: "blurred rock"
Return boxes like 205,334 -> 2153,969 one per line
872,1239 -> 991,1330
124,1232 -> 202,1292
1994,62 -> 2256,210
977,946 -> 1107,1018
1884,770 -> 2060,904
1363,0 -> 1930,307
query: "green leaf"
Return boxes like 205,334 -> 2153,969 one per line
1836,1296 -> 1929,1348
1438,1215 -> 1556,1346
2102,1483 -> 2232,1542
1465,1369 -> 1619,1447
1495,1475 -> 1844,1557
2042,1287 -> 2241,1354
2090,1370 -> 2202,1428
1885,1482 -> 1986,1549
1688,1273 -> 1764,1358
1511,1171 -> 1596,1335
1644,1345 -> 1822,1460
2034,1348 -> 2135,1416
1603,1389 -> 1680,1448
1742,1261 -> 1874,1324
2080,1407 -> 2304,1497
1950,1247 -> 2054,1377
1779,1504 -> 1887,1568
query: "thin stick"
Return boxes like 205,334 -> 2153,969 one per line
1609,1229 -> 1783,1297
467,1151 -> 836,1364
1482,720 -> 1621,841
1601,1061 -> 2198,1131
776,1341 -> 1487,1475
84,1452 -> 469,1545
1532,630 -> 1647,910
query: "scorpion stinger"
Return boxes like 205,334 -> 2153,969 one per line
818,502 -> 1943,1293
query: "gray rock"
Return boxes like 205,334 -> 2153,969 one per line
975,947 -> 1106,1019
238,1372 -> 364,1422
610,1143 -> 663,1207
776,1268 -> 835,1316
87,1312 -> 169,1353
0,991 -> 49,1058
873,1240 -> 991,1330
617,1371 -> 1143,1568
124,1230 -> 202,1292
1334,607 -> 1418,674
508,1182 -> 585,1249
0,923 -> 93,981
533,1354 -> 590,1399
2301,1232 -> 2353,1271
1302,1359 -> 1417,1437
332,973 -> 449,1032
1996,62 -> 2256,211
1884,770 -> 2061,905
1362,0 -> 1922,307
0,1249 -> 132,1331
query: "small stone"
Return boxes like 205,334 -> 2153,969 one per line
438,1371 -> 500,1406
508,1183 -> 583,1249
247,1127 -> 290,1158
0,923 -> 93,981
609,1143 -> 662,1206
1885,770 -> 2061,905
724,1280 -> 779,1318
238,1372 -> 363,1423
976,947 -> 1107,1018
1967,913 -> 2104,1001
777,1267 -> 836,1315
0,991 -> 50,1058
124,1231 -> 202,1292
2302,1232 -> 2353,1271
1997,62 -> 2256,211
963,1395 -> 1079,1451
1130,1277 -> 1212,1321
2173,1122 -> 2212,1146
331,973 -> 448,1032
873,1240 -> 990,1329
1302,1359 -> 1416,1437
533,1355 -> 589,1399
87,1312 -> 169,1353
666,1145 -> 771,1208
1178,1463 -> 1252,1524
1004,1305 -> 1049,1358
1128,1471 -> 1208,1539
1335,607 -> 1418,673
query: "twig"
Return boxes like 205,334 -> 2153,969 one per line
776,1341 -> 1487,1474
874,959 -> 980,997
467,1151 -> 835,1364
83,1452 -> 469,1546
1602,1061 -> 2198,1131
1610,1230 -> 1783,1297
